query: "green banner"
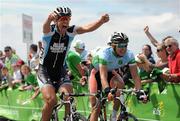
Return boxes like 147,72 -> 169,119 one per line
128,83 -> 180,121
0,83 -> 180,121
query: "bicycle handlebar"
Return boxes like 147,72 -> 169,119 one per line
59,92 -> 96,100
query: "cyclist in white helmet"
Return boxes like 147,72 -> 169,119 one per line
38,6 -> 109,121
89,32 -> 147,121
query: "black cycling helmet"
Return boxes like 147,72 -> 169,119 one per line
108,32 -> 129,45
54,6 -> 71,17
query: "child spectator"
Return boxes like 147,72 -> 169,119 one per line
0,67 -> 13,90
19,65 -> 38,91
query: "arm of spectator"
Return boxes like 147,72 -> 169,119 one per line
76,64 -> 87,85
76,14 -> 109,34
31,87 -> 40,100
161,73 -> 180,83
12,79 -> 22,85
144,26 -> 160,47
137,54 -> 152,72
150,61 -> 168,69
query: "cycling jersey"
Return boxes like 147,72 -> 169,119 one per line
38,25 -> 78,82
92,47 -> 136,71
89,47 -> 136,92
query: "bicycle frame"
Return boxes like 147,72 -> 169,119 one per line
52,92 -> 94,121
89,91 -> 108,121
112,88 -> 139,121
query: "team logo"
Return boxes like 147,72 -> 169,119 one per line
118,59 -> 123,65
50,43 -> 67,53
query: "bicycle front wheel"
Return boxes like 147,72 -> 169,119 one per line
66,113 -> 87,121
50,109 -> 59,121
117,113 -> 138,121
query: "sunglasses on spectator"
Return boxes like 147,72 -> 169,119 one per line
156,48 -> 163,52
117,43 -> 128,48
4,50 -> 10,52
165,45 -> 172,49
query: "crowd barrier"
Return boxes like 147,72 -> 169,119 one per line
0,83 -> 179,121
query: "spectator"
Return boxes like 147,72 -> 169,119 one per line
66,50 -> 87,87
136,45 -> 155,79
19,64 -> 38,91
28,44 -> 39,71
4,46 -> 19,76
0,67 -> 13,90
73,39 -> 89,61
142,44 -> 155,64
19,64 -> 40,100
162,37 -> 180,82
0,50 -> 5,63
12,59 -> 25,86
144,26 -> 168,69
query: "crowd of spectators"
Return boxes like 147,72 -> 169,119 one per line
0,26 -> 179,101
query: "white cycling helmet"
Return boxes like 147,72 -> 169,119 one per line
54,6 -> 71,17
108,32 -> 129,45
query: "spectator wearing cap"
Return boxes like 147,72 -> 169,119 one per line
162,37 -> 180,82
4,46 -> 19,76
73,39 -> 89,61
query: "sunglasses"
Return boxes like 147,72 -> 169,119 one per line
117,44 -> 127,48
58,16 -> 71,21
117,44 -> 128,48
156,48 -> 163,52
165,45 -> 172,49
4,50 -> 10,52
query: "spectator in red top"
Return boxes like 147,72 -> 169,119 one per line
162,37 -> 180,82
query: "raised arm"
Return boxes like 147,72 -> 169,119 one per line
76,14 -> 109,34
43,12 -> 58,34
144,26 -> 160,47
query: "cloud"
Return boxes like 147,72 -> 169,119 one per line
1,0 -> 180,61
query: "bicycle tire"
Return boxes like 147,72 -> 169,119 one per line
87,113 -> 106,121
117,113 -> 138,121
66,112 -> 87,121
50,109 -> 59,121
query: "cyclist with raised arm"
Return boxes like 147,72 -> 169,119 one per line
37,6 -> 109,121
89,32 -> 147,121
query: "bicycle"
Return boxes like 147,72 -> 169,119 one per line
51,92 -> 92,121
110,88 -> 147,121
87,90 -> 111,121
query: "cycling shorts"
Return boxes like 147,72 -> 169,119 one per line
37,64 -> 71,92
89,68 -> 114,92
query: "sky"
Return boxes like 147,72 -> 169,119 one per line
0,0 -> 180,61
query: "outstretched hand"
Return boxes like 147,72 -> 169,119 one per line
80,76 -> 87,86
100,14 -> 109,23
144,26 -> 149,33
48,12 -> 59,22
